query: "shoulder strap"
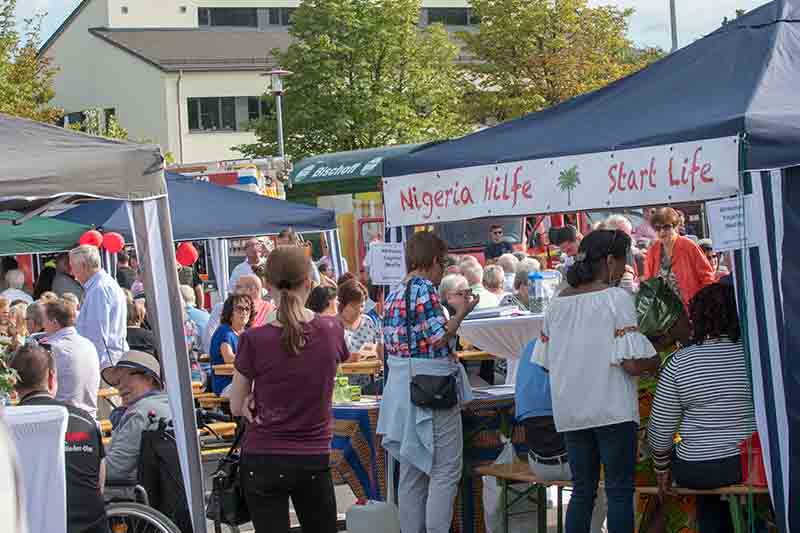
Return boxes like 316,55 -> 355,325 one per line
404,280 -> 414,358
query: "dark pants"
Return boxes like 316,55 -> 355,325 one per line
673,455 -> 742,533
241,454 -> 338,533
563,421 -> 638,533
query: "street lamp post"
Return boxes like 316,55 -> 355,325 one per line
669,0 -> 679,52
263,68 -> 293,157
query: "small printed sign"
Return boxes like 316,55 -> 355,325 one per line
368,242 -> 406,286
706,195 -> 757,252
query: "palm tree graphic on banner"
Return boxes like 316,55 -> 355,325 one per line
558,165 -> 580,206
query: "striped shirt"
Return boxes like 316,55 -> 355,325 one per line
647,337 -> 756,471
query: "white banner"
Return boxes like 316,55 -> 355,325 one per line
383,136 -> 740,227
368,242 -> 406,286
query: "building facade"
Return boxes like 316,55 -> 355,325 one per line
41,0 -> 475,164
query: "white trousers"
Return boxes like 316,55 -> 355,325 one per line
397,404 -> 463,533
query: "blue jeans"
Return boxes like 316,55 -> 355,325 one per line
563,421 -> 637,533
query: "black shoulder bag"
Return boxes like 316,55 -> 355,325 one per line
206,423 -> 250,526
405,280 -> 459,409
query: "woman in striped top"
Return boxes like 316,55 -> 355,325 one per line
647,281 -> 756,533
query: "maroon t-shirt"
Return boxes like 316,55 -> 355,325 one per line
234,315 -> 348,455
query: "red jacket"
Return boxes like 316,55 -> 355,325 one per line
644,236 -> 716,306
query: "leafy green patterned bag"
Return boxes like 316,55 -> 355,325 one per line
635,277 -> 686,338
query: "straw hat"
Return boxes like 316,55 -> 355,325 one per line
102,350 -> 162,387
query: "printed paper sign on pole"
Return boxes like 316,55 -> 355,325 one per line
706,195 -> 757,252
382,136 -> 740,227
368,242 -> 406,286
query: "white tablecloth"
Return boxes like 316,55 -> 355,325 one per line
459,314 -> 544,384
5,405 -> 68,533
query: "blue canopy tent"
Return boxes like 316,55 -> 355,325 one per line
57,173 -> 337,241
56,173 -> 344,300
382,2 -> 800,530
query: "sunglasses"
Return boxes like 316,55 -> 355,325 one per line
492,230 -> 503,235
653,224 -> 674,232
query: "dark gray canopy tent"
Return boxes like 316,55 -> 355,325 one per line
0,114 -> 207,532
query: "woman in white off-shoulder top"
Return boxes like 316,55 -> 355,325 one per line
533,229 -> 659,533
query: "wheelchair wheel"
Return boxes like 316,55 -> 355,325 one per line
106,501 -> 182,533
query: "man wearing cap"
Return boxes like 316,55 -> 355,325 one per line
102,351 -> 171,482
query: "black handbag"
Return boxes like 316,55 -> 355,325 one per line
405,280 -> 458,409
206,424 -> 250,526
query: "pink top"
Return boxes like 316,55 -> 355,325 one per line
235,315 -> 348,455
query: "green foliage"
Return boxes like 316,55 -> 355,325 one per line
0,0 -> 61,123
459,0 -> 663,125
236,0 -> 470,160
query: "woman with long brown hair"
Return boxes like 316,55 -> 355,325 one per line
229,246 -> 349,533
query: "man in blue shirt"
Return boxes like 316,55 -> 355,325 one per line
70,245 -> 128,368
180,284 -> 210,342
515,339 -> 569,481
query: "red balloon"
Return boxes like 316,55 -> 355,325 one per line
176,242 -> 199,267
79,230 -> 103,248
102,232 -> 125,254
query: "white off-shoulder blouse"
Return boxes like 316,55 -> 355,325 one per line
533,287 -> 656,432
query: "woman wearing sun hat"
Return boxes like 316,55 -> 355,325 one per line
102,350 -> 172,482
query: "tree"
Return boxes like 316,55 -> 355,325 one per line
236,0 -> 470,160
0,0 -> 60,123
459,0 -> 663,125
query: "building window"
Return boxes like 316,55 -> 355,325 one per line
268,7 -> 295,26
427,8 -> 476,26
198,7 -> 258,27
188,97 -> 237,132
64,111 -> 86,127
247,96 -> 273,122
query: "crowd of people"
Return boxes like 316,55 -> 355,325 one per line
3,206 -> 756,533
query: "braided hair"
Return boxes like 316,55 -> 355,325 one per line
689,282 -> 740,345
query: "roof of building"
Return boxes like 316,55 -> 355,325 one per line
88,27 -> 290,72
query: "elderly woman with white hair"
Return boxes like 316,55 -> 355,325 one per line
0,270 -> 32,304
500,258 -> 541,309
482,265 -> 507,300
496,254 -> 519,291
602,214 -> 642,293
439,274 -> 471,319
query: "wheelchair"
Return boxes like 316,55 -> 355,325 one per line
105,481 -> 181,533
103,408 -> 242,533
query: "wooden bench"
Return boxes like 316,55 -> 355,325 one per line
474,462 -> 570,533
476,462 -> 768,533
339,360 -> 382,376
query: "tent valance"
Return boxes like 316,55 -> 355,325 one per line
0,114 -> 165,209
0,211 -> 92,256
56,174 -> 337,241
288,143 -> 432,199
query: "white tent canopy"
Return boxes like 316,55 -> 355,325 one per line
0,114 -> 206,532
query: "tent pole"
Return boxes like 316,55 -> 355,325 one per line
127,197 -> 207,533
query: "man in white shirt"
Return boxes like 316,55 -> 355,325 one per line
228,238 -> 266,290
42,299 -> 101,418
0,270 -> 32,304
70,245 -> 128,368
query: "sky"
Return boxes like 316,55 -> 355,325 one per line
17,0 -> 767,50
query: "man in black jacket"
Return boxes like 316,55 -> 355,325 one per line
11,342 -> 108,533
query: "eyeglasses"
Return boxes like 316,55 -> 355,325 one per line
234,306 -> 252,313
452,290 -> 471,297
653,224 -> 674,232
